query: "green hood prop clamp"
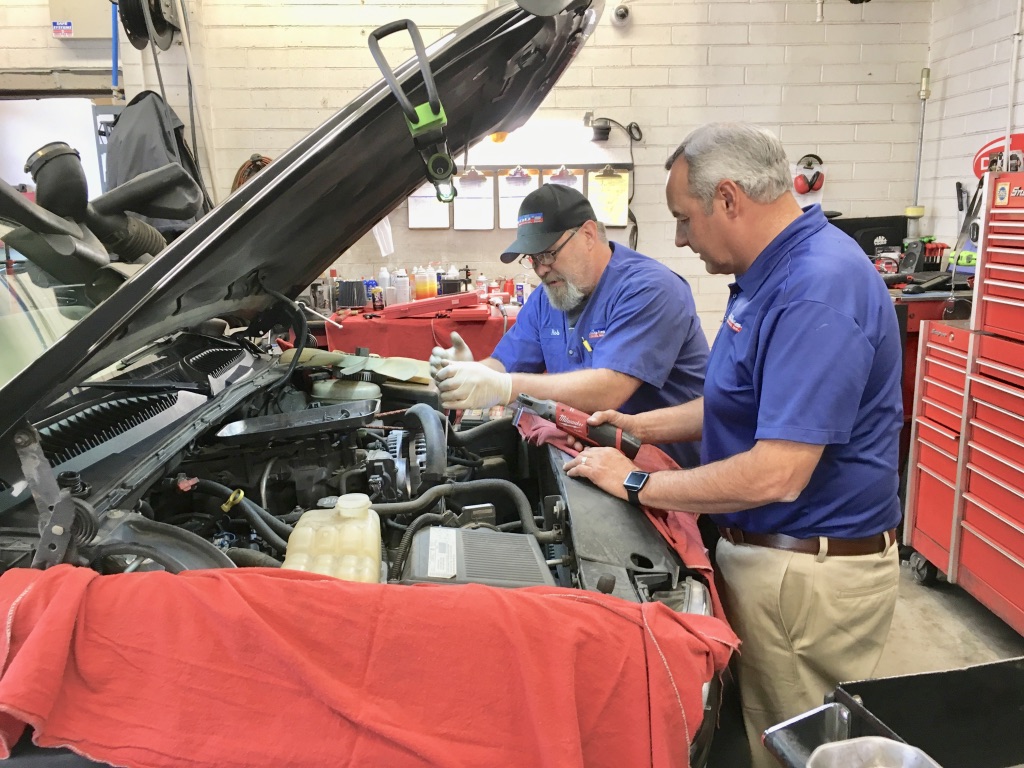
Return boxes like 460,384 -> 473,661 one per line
368,19 -> 458,203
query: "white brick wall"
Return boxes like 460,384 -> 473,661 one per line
4,0 -> 938,339
919,0 -> 1024,246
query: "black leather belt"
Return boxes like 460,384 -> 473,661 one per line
718,527 -> 896,556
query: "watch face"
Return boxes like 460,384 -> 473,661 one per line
624,471 -> 649,491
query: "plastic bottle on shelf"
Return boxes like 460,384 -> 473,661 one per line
377,266 -> 391,291
475,273 -> 488,297
393,268 -> 410,303
282,493 -> 382,583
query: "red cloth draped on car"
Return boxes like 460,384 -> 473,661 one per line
0,565 -> 737,768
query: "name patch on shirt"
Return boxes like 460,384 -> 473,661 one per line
518,212 -> 544,225
726,313 -> 743,333
588,328 -> 606,340
549,328 -> 561,336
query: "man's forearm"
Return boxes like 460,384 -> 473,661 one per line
637,439 -> 824,514
503,368 -> 641,413
630,398 -> 704,444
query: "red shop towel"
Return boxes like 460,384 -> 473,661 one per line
0,565 -> 737,768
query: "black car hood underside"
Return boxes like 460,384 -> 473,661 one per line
0,0 -> 601,442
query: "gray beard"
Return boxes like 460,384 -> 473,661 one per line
543,279 -> 585,312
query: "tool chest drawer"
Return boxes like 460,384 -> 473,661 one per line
976,335 -> 1024,390
966,442 -> 1024,502
912,465 -> 956,550
966,462 -> 1024,527
958,523 -> 1024,634
971,374 -> 1024,424
922,355 -> 967,391
919,376 -> 965,422
917,417 -> 960,458
981,265 -> 1024,341
969,418 -> 1024,468
964,491 -> 1024,557
986,246 -> 1024,269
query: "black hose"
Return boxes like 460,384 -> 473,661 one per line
71,498 -> 99,547
338,466 -> 366,494
401,403 -> 447,483
137,500 -> 156,520
390,512 -> 452,582
192,479 -> 290,553
372,479 -> 556,544
85,543 -> 184,574
225,548 -> 281,568
443,416 -> 514,446
262,285 -> 307,395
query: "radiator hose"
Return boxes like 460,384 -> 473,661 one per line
371,479 -> 557,544
192,479 -> 291,553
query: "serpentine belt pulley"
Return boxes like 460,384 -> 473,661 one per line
119,0 -> 175,51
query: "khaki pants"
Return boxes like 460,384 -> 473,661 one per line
715,537 -> 900,768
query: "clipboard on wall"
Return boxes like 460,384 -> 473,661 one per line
453,167 -> 495,230
408,181 -> 451,229
497,166 -> 539,229
542,166 -> 584,193
587,166 -> 630,228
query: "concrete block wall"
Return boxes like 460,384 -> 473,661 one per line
919,0 -> 1024,246
4,0 -> 936,339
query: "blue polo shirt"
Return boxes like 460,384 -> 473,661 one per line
706,206 -> 903,538
492,242 -> 708,468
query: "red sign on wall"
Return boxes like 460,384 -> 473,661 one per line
973,134 -> 1024,178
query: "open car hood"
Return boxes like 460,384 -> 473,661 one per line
0,0 -> 601,442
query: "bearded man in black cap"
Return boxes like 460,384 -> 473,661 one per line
432,183 -> 708,468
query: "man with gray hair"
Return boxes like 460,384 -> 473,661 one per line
563,123 -> 903,767
432,182 -> 709,468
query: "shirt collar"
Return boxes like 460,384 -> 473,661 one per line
734,204 -> 829,294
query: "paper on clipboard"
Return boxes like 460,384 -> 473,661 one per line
587,168 -> 630,227
408,181 -> 451,229
498,167 -> 539,229
453,168 -> 495,230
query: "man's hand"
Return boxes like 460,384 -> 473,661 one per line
435,361 -> 513,410
565,409 -> 641,452
563,447 -> 639,501
429,332 -> 474,378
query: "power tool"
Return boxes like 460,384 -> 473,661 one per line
512,394 -> 642,459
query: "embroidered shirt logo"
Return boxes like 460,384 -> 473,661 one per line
588,329 -> 606,340
549,328 -> 561,336
726,313 -> 743,333
518,212 -> 544,226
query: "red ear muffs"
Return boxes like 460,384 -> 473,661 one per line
794,153 -> 824,194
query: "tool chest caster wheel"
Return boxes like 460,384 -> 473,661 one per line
909,552 -> 938,586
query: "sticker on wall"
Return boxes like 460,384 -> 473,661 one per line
973,134 -> 1024,178
51,21 -> 73,38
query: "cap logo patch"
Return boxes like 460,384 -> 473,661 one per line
518,212 -> 544,226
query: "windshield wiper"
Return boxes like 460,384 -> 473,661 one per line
80,379 -> 211,396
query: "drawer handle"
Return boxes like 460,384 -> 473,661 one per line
983,286 -> 1024,303
978,359 -> 1024,381
969,419 -> 1024,450
968,461 -> 1024,500
925,343 -> 968,361
970,440 -> 1024,474
969,374 -> 1024,401
923,376 -> 964,397
918,463 -> 955,489
926,357 -> 967,375
972,396 -> 1024,427
960,522 -> 1024,570
918,437 -> 958,462
922,397 -> 962,419
963,492 -> 1024,538
917,419 -> 959,442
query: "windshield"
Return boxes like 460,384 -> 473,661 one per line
0,231 -> 94,389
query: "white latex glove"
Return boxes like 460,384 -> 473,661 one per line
435,361 -> 513,410
429,331 -> 474,378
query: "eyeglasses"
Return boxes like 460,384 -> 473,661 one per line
519,228 -> 580,270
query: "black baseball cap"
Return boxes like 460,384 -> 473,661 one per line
500,184 -> 596,263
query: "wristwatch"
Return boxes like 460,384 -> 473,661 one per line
623,470 -> 650,507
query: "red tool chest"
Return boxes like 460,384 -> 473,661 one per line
906,171 -> 1024,637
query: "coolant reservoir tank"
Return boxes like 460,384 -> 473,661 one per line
310,380 -> 382,403
282,493 -> 382,583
